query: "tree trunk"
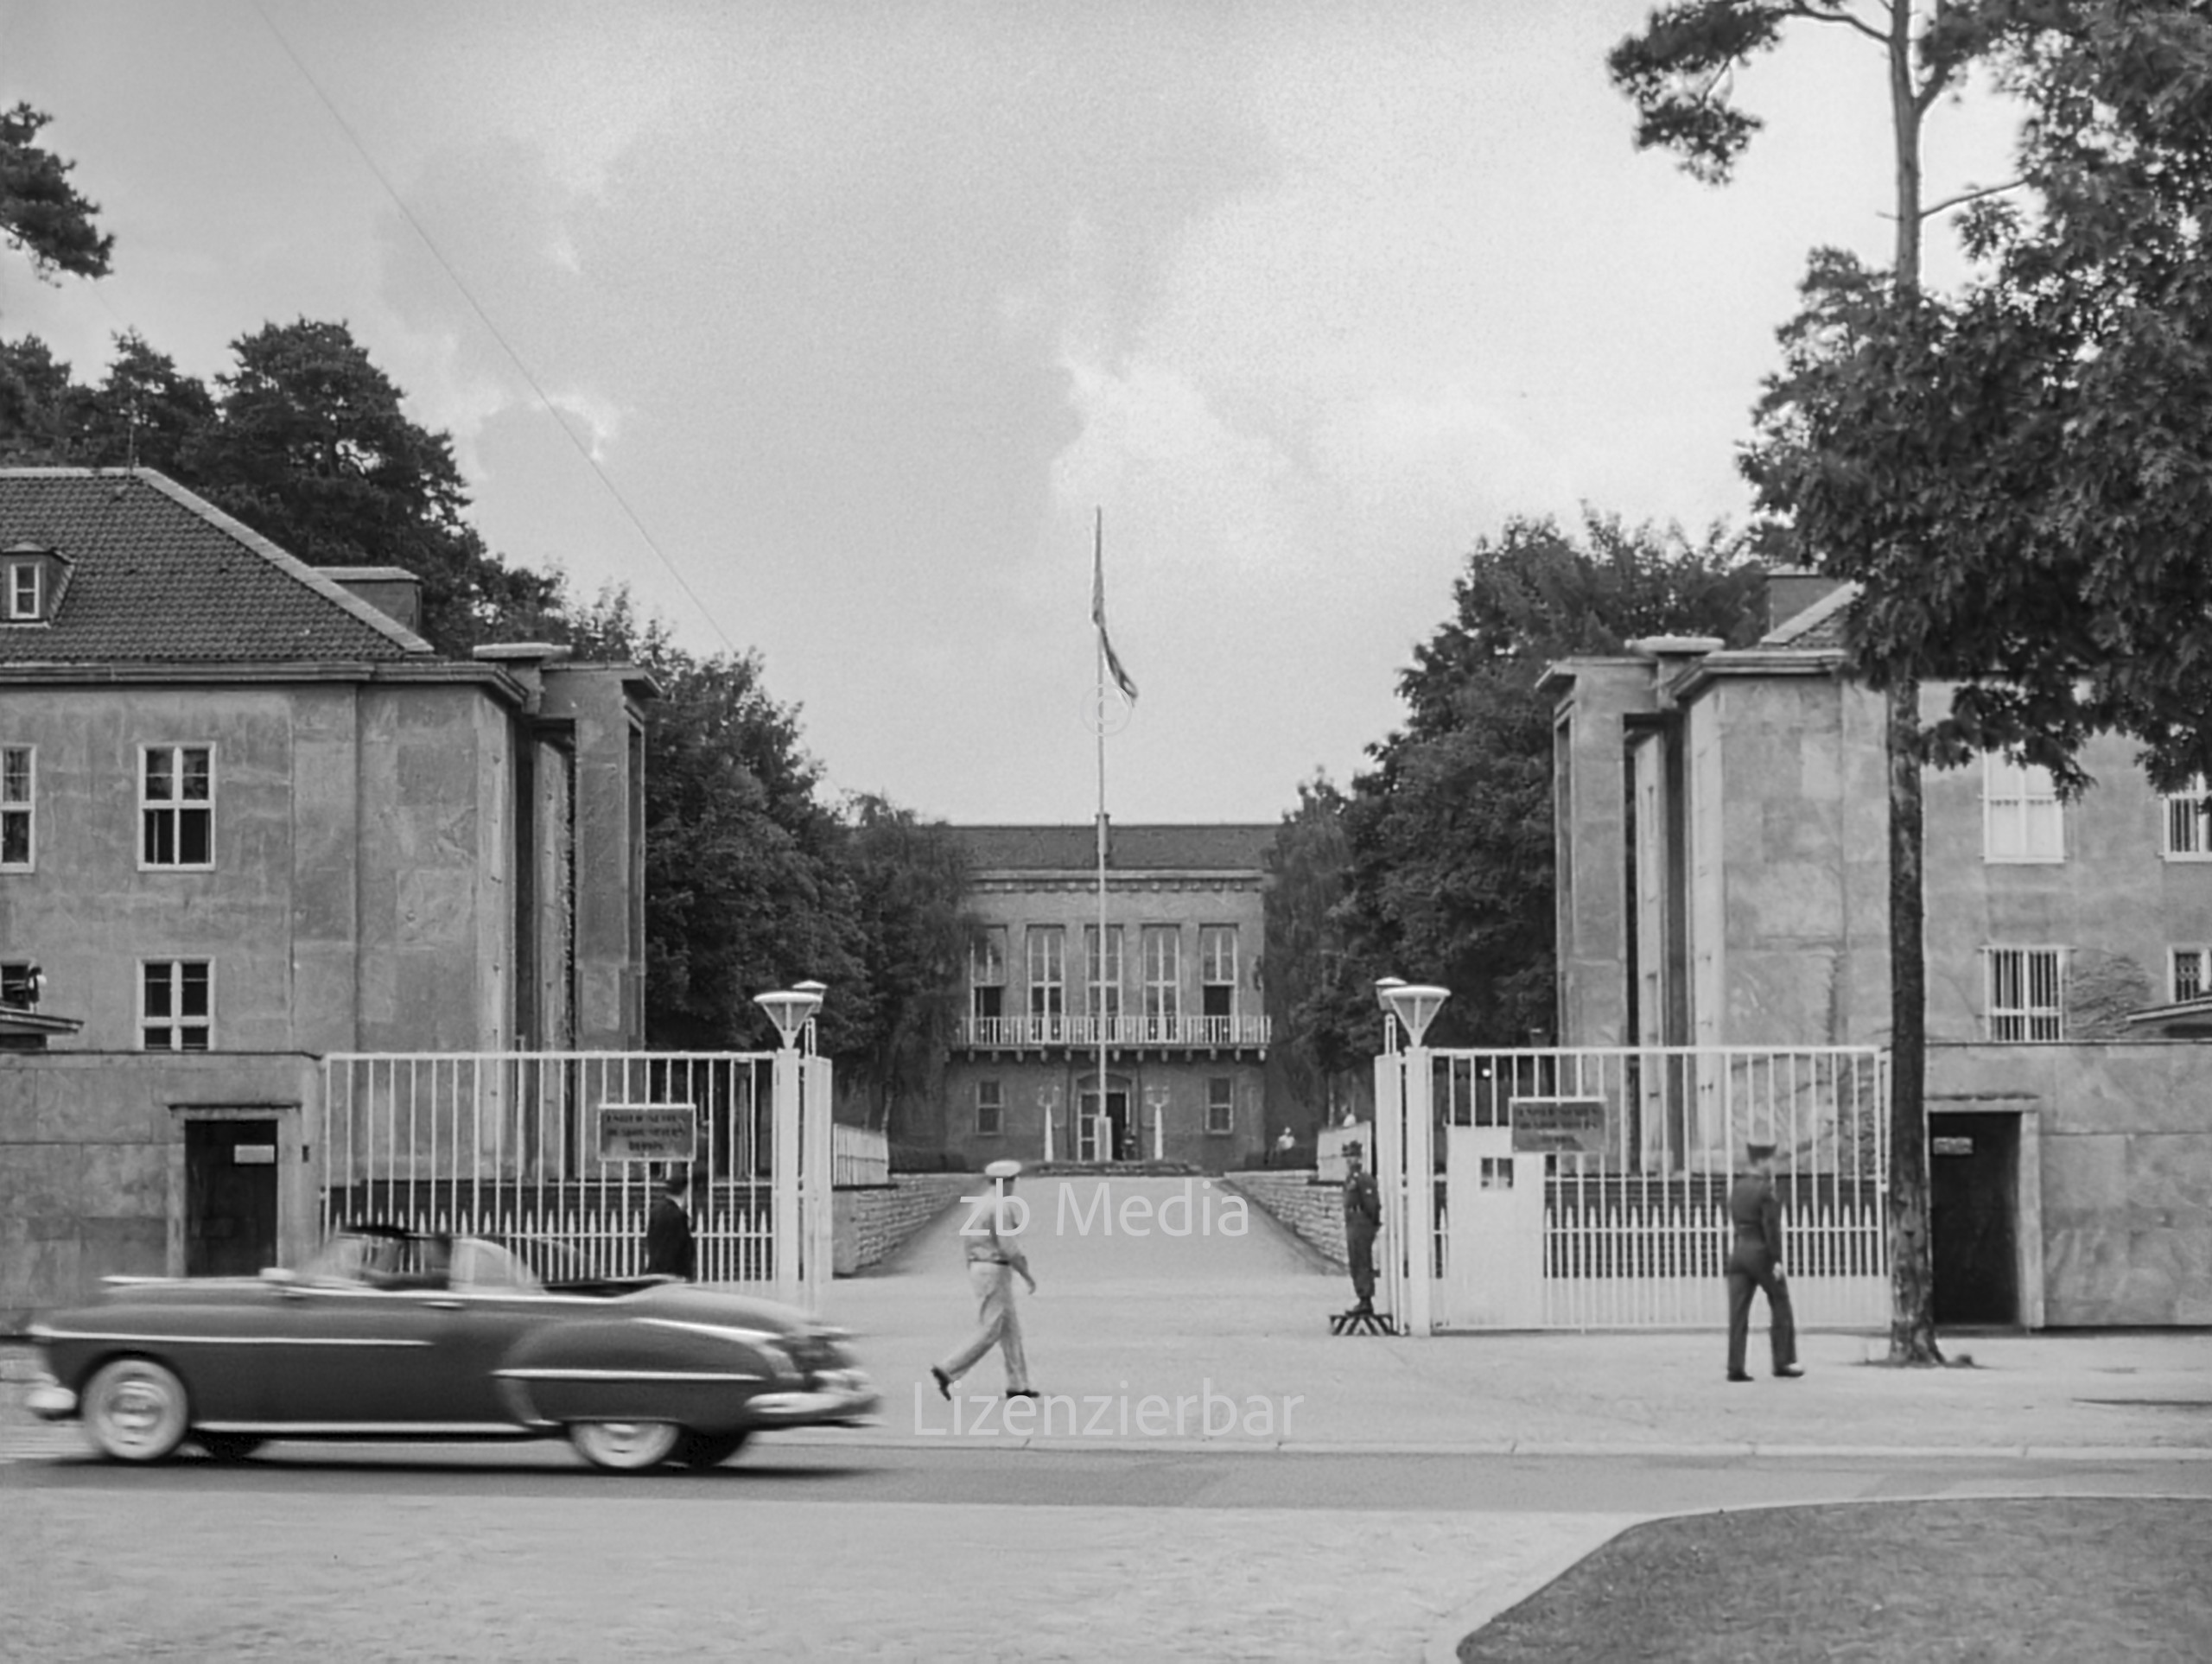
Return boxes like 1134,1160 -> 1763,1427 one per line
1882,1 -> 1942,1363
1885,674 -> 1942,1361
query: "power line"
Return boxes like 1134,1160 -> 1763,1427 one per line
251,2 -> 738,656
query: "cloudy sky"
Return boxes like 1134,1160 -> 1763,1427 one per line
2,1 -> 2016,824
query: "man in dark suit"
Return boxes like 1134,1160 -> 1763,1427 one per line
1726,1141 -> 1803,1381
1343,1142 -> 1383,1315
644,1168 -> 696,1280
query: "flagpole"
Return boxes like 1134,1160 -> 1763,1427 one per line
1095,506 -> 1109,1166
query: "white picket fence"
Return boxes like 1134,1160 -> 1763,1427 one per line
1381,1045 -> 1891,1331
319,1050 -> 820,1295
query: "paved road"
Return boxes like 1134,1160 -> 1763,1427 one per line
8,1176 -> 2209,1659
9,1440 -> 2210,1661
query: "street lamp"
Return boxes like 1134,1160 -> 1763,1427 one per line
753,983 -> 826,1051
1374,976 -> 1407,1053
1378,982 -> 1450,1048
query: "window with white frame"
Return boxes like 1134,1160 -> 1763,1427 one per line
142,959 -> 212,1051
1205,1077 -> 1233,1135
1983,754 -> 2063,861
0,746 -> 30,869
142,746 -> 213,868
1141,925 -> 1179,1035
2173,948 -> 2210,1003
5,558 -> 42,621
1026,926 -> 1064,1028
1986,947 -> 2064,1041
976,1079 -> 1003,1136
1084,924 -> 1123,1027
2162,778 -> 2212,859
970,926 -> 1007,1025
1199,925 -> 1236,1022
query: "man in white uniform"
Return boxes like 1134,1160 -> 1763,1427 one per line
931,1158 -> 1038,1400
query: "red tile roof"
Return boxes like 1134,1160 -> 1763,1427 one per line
954,823 -> 1278,873
0,469 -> 432,664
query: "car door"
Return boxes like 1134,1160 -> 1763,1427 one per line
260,1281 -> 454,1426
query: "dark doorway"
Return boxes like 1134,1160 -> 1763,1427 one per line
1930,1112 -> 2019,1325
185,1119 -> 279,1277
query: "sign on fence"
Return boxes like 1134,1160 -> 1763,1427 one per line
595,1103 -> 697,1163
1510,1096 -> 1606,1154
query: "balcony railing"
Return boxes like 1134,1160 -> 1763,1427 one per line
955,1013 -> 1271,1050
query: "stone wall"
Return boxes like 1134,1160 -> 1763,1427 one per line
1,1051 -> 322,1330
1221,1171 -> 1347,1266
834,1173 -> 976,1275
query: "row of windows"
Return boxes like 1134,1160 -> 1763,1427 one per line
1983,758 -> 2212,863
971,1078 -> 1237,1135
1984,944 -> 2212,1038
0,746 -> 215,873
3,956 -> 213,1048
969,924 -> 1241,1023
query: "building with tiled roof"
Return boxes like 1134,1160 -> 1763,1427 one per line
0,468 -> 652,1315
944,820 -> 1279,1172
1539,568 -> 2212,1328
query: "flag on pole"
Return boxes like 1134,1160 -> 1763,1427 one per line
1091,510 -> 1138,702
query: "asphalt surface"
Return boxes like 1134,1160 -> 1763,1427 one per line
6,1176 -> 2209,1660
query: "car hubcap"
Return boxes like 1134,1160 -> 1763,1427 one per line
106,1378 -> 168,1447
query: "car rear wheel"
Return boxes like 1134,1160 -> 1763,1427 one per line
195,1432 -> 266,1461
567,1419 -> 682,1471
676,1428 -> 753,1469
82,1358 -> 190,1464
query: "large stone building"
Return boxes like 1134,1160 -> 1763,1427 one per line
944,822 -> 1274,1173
0,468 -> 651,1321
1542,572 -> 2212,1325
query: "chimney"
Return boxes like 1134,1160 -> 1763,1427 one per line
324,566 -> 423,633
1764,567 -> 1844,633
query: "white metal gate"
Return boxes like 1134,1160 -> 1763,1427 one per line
1376,1045 -> 1888,1331
319,1048 -> 836,1310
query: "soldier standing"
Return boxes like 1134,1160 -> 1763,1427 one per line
1343,1142 -> 1382,1316
643,1168 -> 696,1281
1726,1141 -> 1804,1381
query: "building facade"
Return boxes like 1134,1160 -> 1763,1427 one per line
0,468 -> 652,1321
1542,573 -> 2212,1325
943,822 -> 1274,1174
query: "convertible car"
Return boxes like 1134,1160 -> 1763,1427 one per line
25,1226 -> 879,1471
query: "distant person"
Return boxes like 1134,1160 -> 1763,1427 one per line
644,1168 -> 696,1281
1342,1142 -> 1382,1316
932,1159 -> 1036,1401
1273,1126 -> 1295,1167
1726,1141 -> 1802,1381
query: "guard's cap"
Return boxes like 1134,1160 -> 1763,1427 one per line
984,1159 -> 1023,1180
1745,1141 -> 1777,1161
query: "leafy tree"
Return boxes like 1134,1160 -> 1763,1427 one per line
0,103 -> 112,284
1751,4 -> 2212,798
187,319 -> 565,651
1611,0 -> 2011,1364
564,589 -> 868,1052
839,797 -> 974,1140
1262,774 -> 1372,1127
0,334 -> 91,462
1327,514 -> 1764,1052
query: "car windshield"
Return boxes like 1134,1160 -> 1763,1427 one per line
299,1231 -> 544,1294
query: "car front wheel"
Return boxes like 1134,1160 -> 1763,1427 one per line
82,1358 -> 190,1463
567,1419 -> 682,1471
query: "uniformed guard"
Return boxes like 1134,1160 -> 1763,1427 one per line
1342,1141 -> 1382,1316
643,1167 -> 696,1281
931,1158 -> 1037,1400
1726,1141 -> 1803,1381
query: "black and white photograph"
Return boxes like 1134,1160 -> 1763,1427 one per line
3,3 -> 2211,1659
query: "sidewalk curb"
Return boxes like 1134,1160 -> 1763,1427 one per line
770,1428 -> 2212,1462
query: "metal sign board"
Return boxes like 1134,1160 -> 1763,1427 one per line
596,1104 -> 696,1163
233,1144 -> 276,1165
1932,1135 -> 1974,1157
1509,1096 -> 1608,1154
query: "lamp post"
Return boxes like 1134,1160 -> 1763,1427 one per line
753,982 -> 827,1307
1378,981 -> 1450,1337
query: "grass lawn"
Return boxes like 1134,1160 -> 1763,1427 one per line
1460,1497 -> 2212,1661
